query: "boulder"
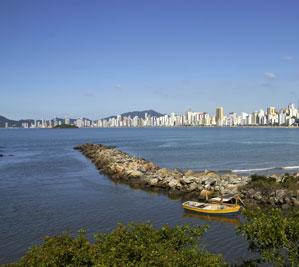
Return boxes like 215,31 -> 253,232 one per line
186,182 -> 198,192
159,168 -> 170,177
214,185 -> 220,192
197,184 -> 203,191
149,178 -> 159,186
291,197 -> 299,207
253,191 -> 263,201
143,162 -> 156,171
247,188 -> 256,198
180,176 -> 195,184
270,174 -> 282,183
225,184 -> 239,194
126,170 -> 143,178
185,170 -> 194,176
168,179 -> 182,189
275,189 -> 287,199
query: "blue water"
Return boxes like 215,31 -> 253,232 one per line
0,128 -> 298,264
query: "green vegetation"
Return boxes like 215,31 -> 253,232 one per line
3,173 -> 299,267
3,210 -> 299,267
5,223 -> 226,267
239,208 -> 299,266
280,174 -> 299,190
242,174 -> 299,193
53,124 -> 78,129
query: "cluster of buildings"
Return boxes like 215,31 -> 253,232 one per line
7,103 -> 299,129
95,104 -> 299,128
9,117 -> 93,129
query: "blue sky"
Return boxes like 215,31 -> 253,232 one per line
0,0 -> 298,119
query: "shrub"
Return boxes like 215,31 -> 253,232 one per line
280,174 -> 299,190
6,224 -> 227,267
242,175 -> 278,194
238,209 -> 299,266
250,175 -> 276,185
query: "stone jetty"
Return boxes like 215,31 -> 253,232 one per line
74,143 -> 250,200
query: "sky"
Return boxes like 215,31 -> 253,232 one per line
0,0 -> 299,120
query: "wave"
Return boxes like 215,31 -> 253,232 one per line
232,165 -> 299,173
158,142 -> 178,148
282,165 -> 299,170
232,167 -> 276,173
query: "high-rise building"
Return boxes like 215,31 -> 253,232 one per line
267,106 -> 276,116
216,107 -> 224,126
251,112 -> 258,125
65,116 -> 70,125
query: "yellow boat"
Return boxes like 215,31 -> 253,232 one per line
182,201 -> 241,215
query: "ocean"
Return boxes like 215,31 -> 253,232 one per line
0,127 -> 298,264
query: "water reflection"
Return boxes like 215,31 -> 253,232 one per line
183,211 -> 241,226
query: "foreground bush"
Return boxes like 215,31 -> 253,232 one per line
238,208 -> 299,266
6,223 -> 226,267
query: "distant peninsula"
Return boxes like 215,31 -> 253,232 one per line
53,124 -> 78,129
103,109 -> 164,120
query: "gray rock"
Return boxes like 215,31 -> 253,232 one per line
180,176 -> 194,184
149,178 -> 159,186
127,170 -> 143,178
291,197 -> 299,207
253,191 -> 263,201
168,179 -> 181,189
247,188 -> 256,198
187,182 -> 198,192
214,185 -> 220,191
285,197 -> 291,204
197,184 -> 203,191
225,184 -> 239,194
275,189 -> 287,199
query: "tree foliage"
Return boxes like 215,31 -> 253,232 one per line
5,223 -> 226,267
238,208 -> 299,266
53,124 -> 78,129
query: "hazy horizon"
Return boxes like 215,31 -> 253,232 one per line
1,103 -> 299,121
1,0 -> 299,120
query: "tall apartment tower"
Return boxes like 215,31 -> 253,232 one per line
216,107 -> 224,126
267,106 -> 276,116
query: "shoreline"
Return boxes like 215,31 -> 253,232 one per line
1,125 -> 299,129
74,143 -> 248,198
75,143 -> 299,207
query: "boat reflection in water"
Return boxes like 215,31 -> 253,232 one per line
182,194 -> 244,225
183,210 -> 241,226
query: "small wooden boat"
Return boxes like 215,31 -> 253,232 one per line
182,201 -> 241,215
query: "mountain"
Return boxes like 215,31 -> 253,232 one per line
0,110 -> 164,127
0,115 -> 35,128
0,116 -> 19,127
104,110 -> 164,120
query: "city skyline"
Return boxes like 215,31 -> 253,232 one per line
1,1 -> 299,119
2,102 -> 298,128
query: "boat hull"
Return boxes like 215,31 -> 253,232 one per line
182,201 -> 241,215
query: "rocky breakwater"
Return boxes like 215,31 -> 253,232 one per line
74,143 -> 249,199
240,173 -> 299,209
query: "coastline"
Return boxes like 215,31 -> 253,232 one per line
1,125 -> 299,129
74,143 -> 248,198
75,143 -> 299,208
